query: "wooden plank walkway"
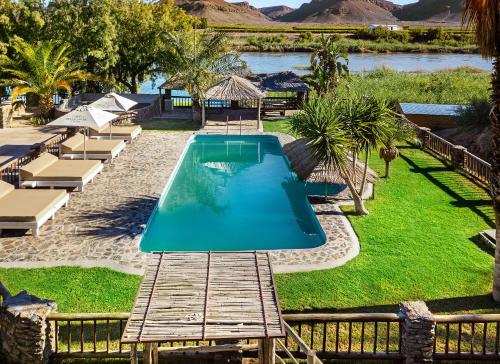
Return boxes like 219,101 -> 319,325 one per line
121,252 -> 284,344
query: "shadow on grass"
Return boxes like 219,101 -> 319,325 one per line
398,147 -> 494,228
283,294 -> 500,315
76,195 -> 158,239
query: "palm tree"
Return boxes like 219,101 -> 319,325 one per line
379,120 -> 415,178
289,96 -> 368,215
163,30 -> 246,121
463,1 -> 500,301
306,34 -> 349,96
0,39 -> 91,120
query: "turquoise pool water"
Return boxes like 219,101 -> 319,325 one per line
139,135 -> 326,252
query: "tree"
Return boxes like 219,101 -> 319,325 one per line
306,34 -> 349,96
335,94 -> 394,195
289,96 -> 368,215
0,39 -> 92,120
163,30 -> 246,121
45,0 -> 119,91
379,120 -> 415,178
111,0 -> 193,93
45,0 -> 192,93
0,0 -> 45,55
463,0 -> 500,301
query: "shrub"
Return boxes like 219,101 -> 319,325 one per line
354,27 -> 410,43
297,31 -> 314,43
458,97 -> 492,128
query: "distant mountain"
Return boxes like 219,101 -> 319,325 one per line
280,0 -> 401,24
393,0 -> 464,23
174,0 -> 271,25
259,5 -> 295,20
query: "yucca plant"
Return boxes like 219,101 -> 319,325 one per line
0,39 -> 92,121
289,96 -> 368,215
379,120 -> 415,178
335,94 -> 395,194
463,0 -> 500,301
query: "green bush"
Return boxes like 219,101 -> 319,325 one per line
354,27 -> 410,43
297,31 -> 314,43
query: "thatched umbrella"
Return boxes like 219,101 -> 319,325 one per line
283,139 -> 377,185
204,75 -> 266,129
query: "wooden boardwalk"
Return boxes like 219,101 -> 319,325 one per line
121,252 -> 284,344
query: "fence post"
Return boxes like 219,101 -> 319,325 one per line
417,127 -> 432,148
451,145 -> 467,170
0,289 -> 57,364
399,301 -> 435,363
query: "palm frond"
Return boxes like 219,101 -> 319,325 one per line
463,0 -> 499,57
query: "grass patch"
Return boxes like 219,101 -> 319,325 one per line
139,118 -> 200,132
0,267 -> 140,313
275,145 -> 497,314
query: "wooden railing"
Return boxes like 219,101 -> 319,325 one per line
46,311 -> 500,361
282,313 -> 403,361
463,151 -> 492,187
0,131 -> 71,185
48,313 -> 130,359
169,96 -> 299,110
433,314 -> 500,361
404,118 -> 493,188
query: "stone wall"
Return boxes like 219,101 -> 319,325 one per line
0,289 -> 57,364
399,301 -> 435,364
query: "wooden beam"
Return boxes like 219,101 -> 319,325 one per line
156,343 -> 258,354
259,338 -> 275,364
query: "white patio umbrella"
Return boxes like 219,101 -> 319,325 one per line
90,92 -> 138,113
47,105 -> 119,160
90,93 -> 138,139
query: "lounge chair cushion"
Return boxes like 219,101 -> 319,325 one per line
0,181 -> 15,199
20,153 -> 59,180
61,134 -> 85,153
22,160 -> 102,182
0,189 -> 67,222
90,124 -> 142,136
61,134 -> 125,155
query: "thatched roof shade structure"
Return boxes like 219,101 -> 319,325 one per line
205,75 -> 266,100
283,139 -> 377,185
247,71 -> 309,93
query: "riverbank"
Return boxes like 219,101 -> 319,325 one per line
230,32 -> 479,54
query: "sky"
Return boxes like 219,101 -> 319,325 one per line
238,0 -> 417,8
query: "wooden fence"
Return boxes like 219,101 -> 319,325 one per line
0,131 -> 71,185
46,312 -> 500,362
406,119 -> 492,189
170,96 -> 298,110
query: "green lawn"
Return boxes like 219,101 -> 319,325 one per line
276,145 -> 496,314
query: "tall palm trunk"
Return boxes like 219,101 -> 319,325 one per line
492,55 -> 500,302
342,167 -> 368,216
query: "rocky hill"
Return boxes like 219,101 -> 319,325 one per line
280,0 -> 401,24
174,0 -> 271,25
259,5 -> 295,20
393,0 -> 464,23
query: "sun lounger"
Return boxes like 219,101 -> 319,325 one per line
60,133 -> 126,162
89,123 -> 142,143
19,153 -> 103,192
0,180 -> 69,237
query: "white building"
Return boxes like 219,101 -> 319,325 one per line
368,24 -> 403,31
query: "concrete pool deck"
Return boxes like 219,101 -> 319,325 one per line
0,131 -> 360,275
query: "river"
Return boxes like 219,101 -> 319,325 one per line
140,52 -> 492,93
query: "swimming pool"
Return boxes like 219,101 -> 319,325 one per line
139,135 -> 326,252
